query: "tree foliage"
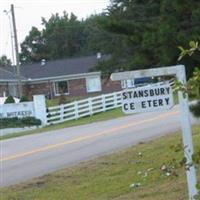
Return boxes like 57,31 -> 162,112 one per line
19,1 -> 200,78
0,55 -> 12,67
19,12 -> 117,63
177,41 -> 200,117
97,0 -> 200,77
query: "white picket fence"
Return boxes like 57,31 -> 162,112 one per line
46,91 -> 122,125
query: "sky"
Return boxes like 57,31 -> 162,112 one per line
0,0 -> 110,63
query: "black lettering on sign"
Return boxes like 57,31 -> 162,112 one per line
166,87 -> 170,94
123,103 -> 128,110
130,102 -> 135,110
128,91 -> 133,98
165,98 -> 169,105
147,100 -> 152,107
158,99 -> 163,106
160,88 -> 165,95
153,100 -> 158,107
141,101 -> 146,108
122,92 -> 127,100
133,91 -> 138,98
150,90 -> 154,96
138,90 -> 144,97
144,90 -> 148,97
154,89 -> 160,96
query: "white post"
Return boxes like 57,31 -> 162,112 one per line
33,95 -> 47,125
60,104 -> 64,121
177,66 -> 198,200
88,98 -> 93,116
114,92 -> 118,108
74,101 -> 79,119
102,95 -> 106,111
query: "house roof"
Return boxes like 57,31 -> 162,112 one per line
20,55 -> 105,79
0,55 -> 107,82
0,67 -> 18,81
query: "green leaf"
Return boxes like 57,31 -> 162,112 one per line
189,41 -> 196,48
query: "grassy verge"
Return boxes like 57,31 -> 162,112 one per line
0,108 -> 125,140
1,125 -> 199,200
46,94 -> 100,107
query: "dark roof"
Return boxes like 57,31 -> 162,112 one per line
0,67 -> 17,81
20,55 -> 107,79
0,55 -> 108,82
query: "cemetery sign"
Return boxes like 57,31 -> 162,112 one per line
122,83 -> 174,114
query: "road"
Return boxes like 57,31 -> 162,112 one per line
0,106 -> 197,187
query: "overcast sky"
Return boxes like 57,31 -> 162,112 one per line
0,0 -> 110,63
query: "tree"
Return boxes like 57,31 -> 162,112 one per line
0,55 -> 12,67
20,27 -> 46,63
177,41 -> 200,118
19,12 -> 120,64
82,14 -> 121,56
98,0 -> 200,77
41,12 -> 85,59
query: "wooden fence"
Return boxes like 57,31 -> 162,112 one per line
46,91 -> 122,125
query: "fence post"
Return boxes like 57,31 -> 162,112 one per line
60,104 -> 64,121
74,101 -> 79,119
33,95 -> 47,125
102,95 -> 106,111
118,91 -> 122,106
88,97 -> 93,116
114,92 -> 118,108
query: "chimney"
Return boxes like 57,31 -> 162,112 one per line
96,52 -> 101,59
41,59 -> 46,66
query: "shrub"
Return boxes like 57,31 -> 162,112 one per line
20,96 -> 29,102
21,117 -> 41,126
4,96 -> 15,104
0,117 -> 41,129
59,92 -> 67,105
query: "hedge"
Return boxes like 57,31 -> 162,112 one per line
0,117 -> 41,129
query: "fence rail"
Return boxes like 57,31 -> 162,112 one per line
46,91 -> 122,125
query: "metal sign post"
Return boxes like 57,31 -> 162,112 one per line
111,65 -> 198,199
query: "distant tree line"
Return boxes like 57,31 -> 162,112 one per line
19,12 -> 119,64
2,0 -> 200,78
96,0 -> 200,78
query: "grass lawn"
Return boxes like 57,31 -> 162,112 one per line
0,108 -> 125,140
1,125 -> 199,200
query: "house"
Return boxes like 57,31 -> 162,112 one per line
0,55 -> 121,98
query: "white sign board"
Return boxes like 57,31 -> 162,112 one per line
122,83 -> 174,114
0,102 -> 34,118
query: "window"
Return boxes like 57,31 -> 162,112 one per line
121,79 -> 135,89
86,77 -> 101,93
54,81 -> 69,95
8,83 -> 18,97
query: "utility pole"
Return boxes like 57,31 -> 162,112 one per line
10,4 -> 22,98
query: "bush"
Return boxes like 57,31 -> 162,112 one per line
20,96 -> 29,102
0,117 -> 42,129
21,117 -> 41,126
59,92 -> 67,105
4,96 -> 15,104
